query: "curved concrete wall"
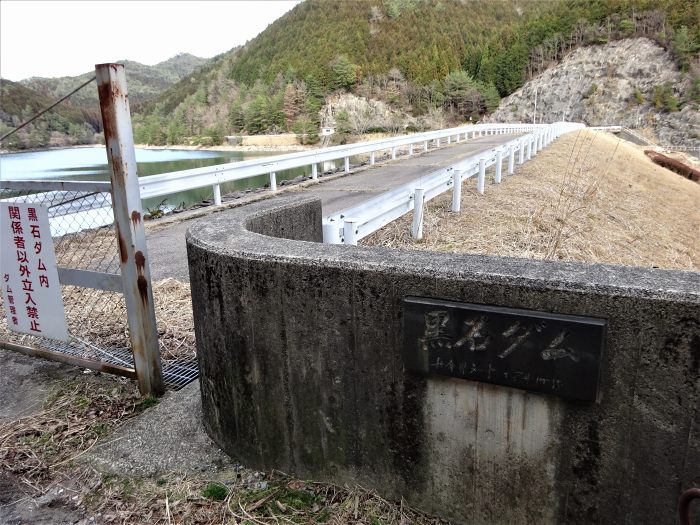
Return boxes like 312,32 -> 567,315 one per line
186,195 -> 699,524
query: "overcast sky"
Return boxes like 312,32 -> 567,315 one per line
0,0 -> 300,81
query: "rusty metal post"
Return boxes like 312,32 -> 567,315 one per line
96,63 -> 164,396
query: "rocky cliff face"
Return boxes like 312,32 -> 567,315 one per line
488,38 -> 699,147
320,93 -> 419,134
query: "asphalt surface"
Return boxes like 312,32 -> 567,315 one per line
146,134 -> 521,282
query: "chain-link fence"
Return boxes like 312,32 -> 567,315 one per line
1,65 -> 199,393
0,183 -> 198,390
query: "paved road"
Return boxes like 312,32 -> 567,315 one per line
146,134 -> 521,282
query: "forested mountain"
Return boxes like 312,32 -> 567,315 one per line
21,54 -> 207,108
0,54 -> 207,151
0,79 -> 97,150
134,0 -> 699,146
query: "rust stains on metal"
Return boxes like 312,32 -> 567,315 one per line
2,341 -> 137,379
137,275 -> 149,305
131,210 -> 141,225
134,250 -> 146,272
116,226 -> 128,263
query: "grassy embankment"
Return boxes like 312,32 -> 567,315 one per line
363,129 -> 700,271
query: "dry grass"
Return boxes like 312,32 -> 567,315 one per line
363,129 -> 700,271
1,377 -> 445,525
0,278 -> 195,365
0,378 -> 141,494
88,471 -> 446,525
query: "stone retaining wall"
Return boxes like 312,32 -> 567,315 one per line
186,194 -> 699,524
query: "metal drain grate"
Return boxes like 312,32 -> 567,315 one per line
38,337 -> 198,390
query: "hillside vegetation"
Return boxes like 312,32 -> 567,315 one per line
0,54 -> 206,151
133,0 -> 699,146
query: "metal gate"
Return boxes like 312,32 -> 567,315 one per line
0,64 -> 197,395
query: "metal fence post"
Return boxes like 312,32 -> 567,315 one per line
451,170 -> 462,212
96,63 -> 164,396
508,146 -> 515,174
495,150 -> 503,183
343,219 -> 358,245
412,188 -> 425,240
477,158 -> 486,194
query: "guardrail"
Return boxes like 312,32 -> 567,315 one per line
322,122 -> 585,245
137,122 -> 544,202
1,122 -> 570,236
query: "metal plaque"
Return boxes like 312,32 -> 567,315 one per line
402,297 -> 606,402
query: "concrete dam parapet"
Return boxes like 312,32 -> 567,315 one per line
186,194 -> 699,524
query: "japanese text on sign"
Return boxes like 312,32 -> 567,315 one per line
402,297 -> 606,402
1,203 -> 68,341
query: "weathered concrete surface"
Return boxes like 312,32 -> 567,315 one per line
187,195 -> 700,525
147,134 -> 516,282
84,381 -> 233,477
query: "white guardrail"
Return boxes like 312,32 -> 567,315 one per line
323,121 -> 585,245
1,122 -> 583,237
137,122 -> 544,201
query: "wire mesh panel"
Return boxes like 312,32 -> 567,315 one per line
1,68 -> 198,392
0,186 -> 130,361
0,185 -> 198,390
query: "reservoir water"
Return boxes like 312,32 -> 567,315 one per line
0,146 -> 309,211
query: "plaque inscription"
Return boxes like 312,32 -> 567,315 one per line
402,297 -> 606,401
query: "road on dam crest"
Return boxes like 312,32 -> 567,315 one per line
146,134 -> 522,282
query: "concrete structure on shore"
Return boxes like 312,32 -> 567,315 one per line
187,195 -> 699,524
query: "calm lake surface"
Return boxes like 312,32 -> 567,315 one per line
0,146 -> 310,211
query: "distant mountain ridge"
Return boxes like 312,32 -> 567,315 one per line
20,53 -> 208,108
0,53 -> 209,150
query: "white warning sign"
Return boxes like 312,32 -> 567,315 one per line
1,202 -> 68,341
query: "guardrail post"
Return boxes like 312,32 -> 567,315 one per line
527,138 -> 532,160
477,158 -> 486,194
408,144 -> 413,156
519,140 -> 525,164
508,146 -> 515,174
344,157 -> 350,173
343,219 -> 358,246
447,135 -> 451,145
412,188 -> 425,240
269,172 -> 277,192
495,150 -> 503,183
322,220 -> 341,244
532,135 -> 538,156
391,147 -> 397,160
424,140 -> 428,152
436,138 -> 441,147
370,151 -> 375,165
96,63 -> 164,396
213,184 -> 222,205
312,163 -> 318,180
451,170 -> 462,212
